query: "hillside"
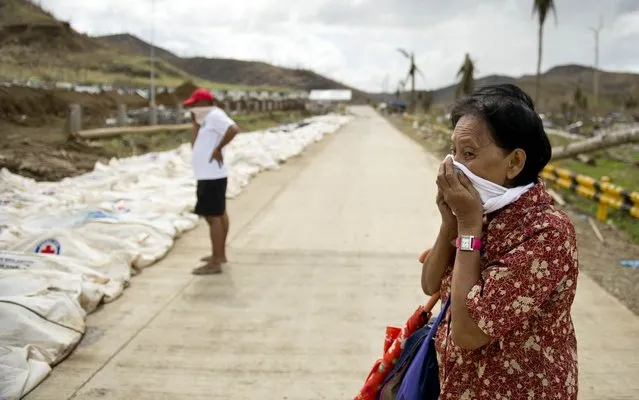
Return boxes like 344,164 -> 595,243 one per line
96,33 -> 178,62
0,0 -> 217,89
96,34 -> 368,100
0,0 -> 98,52
0,1 -> 363,96
378,66 -> 639,113
0,1 -> 332,92
429,74 -> 517,103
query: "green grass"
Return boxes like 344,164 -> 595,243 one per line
547,135 -> 575,147
233,111 -> 310,131
548,135 -> 639,192
546,133 -> 639,243
553,188 -> 639,244
558,158 -> 639,192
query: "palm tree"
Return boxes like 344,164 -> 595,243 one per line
532,0 -> 557,106
397,49 -> 424,112
395,79 -> 405,100
456,53 -> 475,99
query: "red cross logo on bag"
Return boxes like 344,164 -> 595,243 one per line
34,239 -> 62,255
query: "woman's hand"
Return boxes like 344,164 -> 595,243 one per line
436,188 -> 457,240
436,157 -> 483,231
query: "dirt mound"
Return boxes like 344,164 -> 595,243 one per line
0,137 -> 112,181
155,90 -> 179,107
0,119 -> 115,181
0,86 -> 147,127
0,86 -> 67,125
173,81 -> 198,101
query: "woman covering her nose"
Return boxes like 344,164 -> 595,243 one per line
423,84 -> 579,399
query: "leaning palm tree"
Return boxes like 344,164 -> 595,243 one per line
456,53 -> 475,99
397,49 -> 424,112
532,0 -> 557,106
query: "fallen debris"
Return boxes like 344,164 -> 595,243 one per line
576,154 -> 596,166
588,217 -> 605,243
551,125 -> 639,161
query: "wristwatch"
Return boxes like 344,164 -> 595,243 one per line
456,235 -> 482,251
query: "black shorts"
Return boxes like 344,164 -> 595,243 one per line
194,178 -> 227,216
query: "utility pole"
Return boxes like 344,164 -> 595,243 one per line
590,16 -> 603,109
381,74 -> 389,94
149,0 -> 158,125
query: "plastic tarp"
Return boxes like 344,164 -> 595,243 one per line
0,114 -> 351,399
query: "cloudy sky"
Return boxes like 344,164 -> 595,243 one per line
40,0 -> 639,92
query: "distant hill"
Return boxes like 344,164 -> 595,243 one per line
0,0 -> 208,89
515,65 -> 639,111
96,33 -> 178,61
0,0 -> 363,97
96,33 -> 368,100
429,74 -> 517,103
375,66 -> 639,112
0,0 -> 98,52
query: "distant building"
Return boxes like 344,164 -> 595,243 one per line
306,89 -> 352,113
55,82 -> 73,90
75,85 -> 101,94
308,90 -> 352,102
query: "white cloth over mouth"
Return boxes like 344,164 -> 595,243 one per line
446,155 -> 534,214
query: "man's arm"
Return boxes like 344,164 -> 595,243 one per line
190,112 -> 199,147
209,124 -> 240,165
216,124 -> 240,151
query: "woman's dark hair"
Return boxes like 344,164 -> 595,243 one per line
451,84 -> 552,186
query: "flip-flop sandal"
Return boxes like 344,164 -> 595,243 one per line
191,265 -> 222,275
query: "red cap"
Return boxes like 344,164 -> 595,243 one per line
183,88 -> 214,106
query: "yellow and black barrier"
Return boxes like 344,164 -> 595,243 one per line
542,165 -> 639,220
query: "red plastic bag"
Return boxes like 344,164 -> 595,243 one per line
354,249 -> 439,400
384,327 -> 401,353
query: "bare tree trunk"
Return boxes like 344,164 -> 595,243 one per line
411,73 -> 415,113
551,127 -> 639,160
535,23 -> 543,106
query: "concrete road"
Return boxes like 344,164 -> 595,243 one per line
27,107 -> 639,400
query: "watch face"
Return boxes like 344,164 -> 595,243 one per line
461,237 -> 472,250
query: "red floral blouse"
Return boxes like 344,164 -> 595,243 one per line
435,182 -> 579,400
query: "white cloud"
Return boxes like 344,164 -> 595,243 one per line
40,0 -> 639,91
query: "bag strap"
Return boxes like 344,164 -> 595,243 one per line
429,296 -> 450,334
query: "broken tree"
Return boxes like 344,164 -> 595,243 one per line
550,126 -> 639,161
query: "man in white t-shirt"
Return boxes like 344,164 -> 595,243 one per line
183,88 -> 239,274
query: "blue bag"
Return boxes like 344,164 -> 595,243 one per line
377,320 -> 435,400
394,297 -> 450,400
